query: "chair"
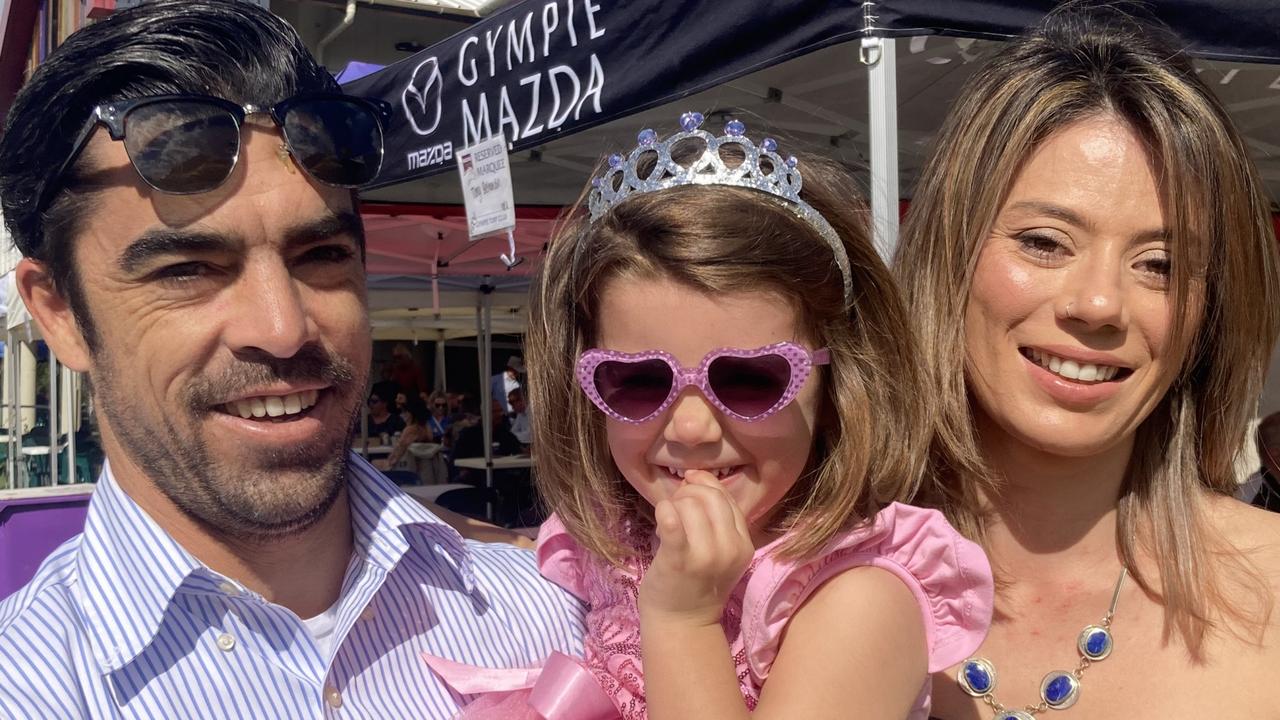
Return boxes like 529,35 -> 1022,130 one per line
383,469 -> 420,486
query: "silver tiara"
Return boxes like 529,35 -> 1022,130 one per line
587,112 -> 853,304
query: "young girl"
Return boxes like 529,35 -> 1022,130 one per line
423,114 -> 993,718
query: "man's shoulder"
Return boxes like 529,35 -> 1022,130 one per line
462,539 -> 586,613
0,535 -> 88,666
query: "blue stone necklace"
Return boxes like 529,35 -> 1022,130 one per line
956,567 -> 1127,719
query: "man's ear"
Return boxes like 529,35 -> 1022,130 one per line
15,258 -> 92,372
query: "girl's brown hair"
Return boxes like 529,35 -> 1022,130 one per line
895,4 -> 1280,654
528,146 -> 928,564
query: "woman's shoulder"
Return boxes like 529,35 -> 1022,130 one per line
1205,493 -> 1280,550
1204,493 -> 1280,578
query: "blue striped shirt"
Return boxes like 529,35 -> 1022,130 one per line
0,454 -> 585,718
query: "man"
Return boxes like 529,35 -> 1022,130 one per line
453,400 -> 523,461
508,387 -> 532,446
0,2 -> 582,717
490,354 -> 524,413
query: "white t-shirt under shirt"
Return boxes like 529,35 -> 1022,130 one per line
302,597 -> 342,660
301,553 -> 359,660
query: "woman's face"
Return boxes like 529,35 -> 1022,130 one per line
964,115 -> 1185,458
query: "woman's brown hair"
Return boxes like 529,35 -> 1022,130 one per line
896,4 -> 1280,654
528,144 -> 929,564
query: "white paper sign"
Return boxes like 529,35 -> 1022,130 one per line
456,134 -> 516,240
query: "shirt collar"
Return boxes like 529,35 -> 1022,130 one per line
73,453 -> 481,673
344,452 -> 481,593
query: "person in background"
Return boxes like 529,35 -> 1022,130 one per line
374,395 -> 432,472
394,390 -> 411,426
389,342 -> 425,399
363,390 -> 405,440
508,387 -> 532,448
0,2 -> 584,716
426,391 -> 453,444
491,355 -> 524,414
453,399 -> 522,463
1239,412 -> 1280,512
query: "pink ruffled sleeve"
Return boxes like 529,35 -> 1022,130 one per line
536,514 -> 589,601
740,502 -> 993,682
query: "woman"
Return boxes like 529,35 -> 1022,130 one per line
897,5 -> 1280,717
374,395 -> 433,472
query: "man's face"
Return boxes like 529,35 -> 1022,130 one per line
38,122 -> 371,539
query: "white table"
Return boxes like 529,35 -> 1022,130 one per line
453,455 -> 533,470
353,444 -> 395,456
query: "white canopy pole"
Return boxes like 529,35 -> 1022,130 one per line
862,36 -> 900,262
435,329 -> 447,393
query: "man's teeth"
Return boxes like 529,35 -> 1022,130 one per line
665,466 -> 736,479
1026,349 -> 1120,382
227,390 -> 319,419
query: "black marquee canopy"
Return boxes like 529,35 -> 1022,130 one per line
343,0 -> 1280,190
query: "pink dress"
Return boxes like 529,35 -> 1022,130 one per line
423,502 -> 993,719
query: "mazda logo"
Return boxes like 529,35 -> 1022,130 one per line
403,56 -> 443,136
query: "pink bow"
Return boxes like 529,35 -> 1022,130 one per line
423,651 -> 619,720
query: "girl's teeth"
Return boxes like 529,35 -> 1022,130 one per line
664,466 -> 737,479
250,397 -> 267,418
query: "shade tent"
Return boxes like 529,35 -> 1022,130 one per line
346,0 -> 1280,500
362,204 -> 554,278
872,1 -> 1280,63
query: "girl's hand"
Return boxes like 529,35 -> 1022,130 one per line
639,470 -> 755,627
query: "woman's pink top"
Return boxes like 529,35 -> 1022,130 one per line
424,502 -> 992,719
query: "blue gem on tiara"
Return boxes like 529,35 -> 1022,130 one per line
608,153 -> 624,168
725,119 -> 746,136
637,128 -> 657,146
591,177 -> 602,188
785,155 -> 798,169
679,111 -> 704,132
761,137 -> 778,153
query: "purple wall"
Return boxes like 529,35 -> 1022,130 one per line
0,488 -> 92,600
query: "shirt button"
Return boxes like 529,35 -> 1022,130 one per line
216,633 -> 236,652
324,686 -> 343,708
360,604 -> 376,622
218,581 -> 240,596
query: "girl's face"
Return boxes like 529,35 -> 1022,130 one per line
595,275 -> 822,545
964,115 -> 1184,459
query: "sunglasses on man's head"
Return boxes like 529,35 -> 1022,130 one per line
44,92 -> 391,204
576,342 -> 830,424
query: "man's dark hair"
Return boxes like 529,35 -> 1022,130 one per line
0,0 -> 341,348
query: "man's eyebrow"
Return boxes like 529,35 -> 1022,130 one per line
282,210 -> 365,251
117,230 -> 236,274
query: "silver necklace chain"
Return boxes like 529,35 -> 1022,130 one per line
957,567 -> 1128,719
